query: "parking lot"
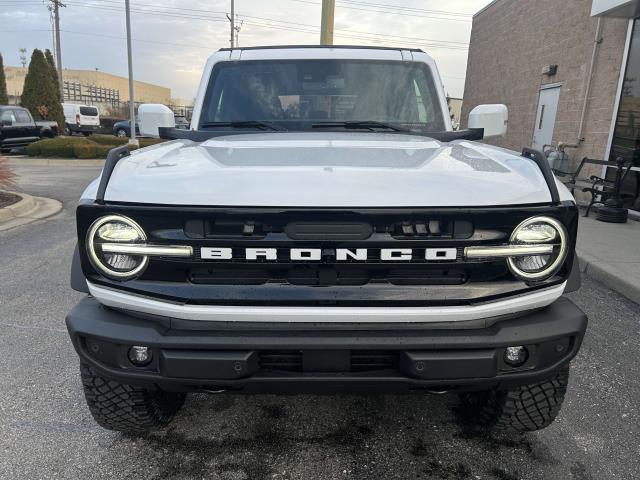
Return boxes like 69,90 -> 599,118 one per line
0,163 -> 639,480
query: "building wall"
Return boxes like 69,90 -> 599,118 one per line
4,67 -> 171,105
462,0 -> 628,175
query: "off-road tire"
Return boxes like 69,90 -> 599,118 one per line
80,363 -> 186,433
458,366 -> 570,432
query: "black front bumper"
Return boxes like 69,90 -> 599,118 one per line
66,297 -> 587,393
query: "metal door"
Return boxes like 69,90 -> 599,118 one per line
532,86 -> 561,150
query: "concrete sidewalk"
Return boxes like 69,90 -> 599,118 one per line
577,215 -> 640,305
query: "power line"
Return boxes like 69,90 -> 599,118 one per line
0,29 -> 221,50
61,1 -> 468,50
63,1 -> 229,22
338,0 -> 472,17
0,1 -> 470,53
291,0 -> 472,22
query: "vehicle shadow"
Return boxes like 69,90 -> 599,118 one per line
124,392 -> 566,480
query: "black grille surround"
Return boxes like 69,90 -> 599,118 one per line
76,201 -> 579,307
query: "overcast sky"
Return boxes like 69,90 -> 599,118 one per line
0,0 -> 492,101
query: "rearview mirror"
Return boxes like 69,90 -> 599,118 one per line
468,104 -> 508,138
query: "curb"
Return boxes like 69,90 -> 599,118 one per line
577,251 -> 640,305
0,192 -> 63,232
0,192 -> 36,223
3,157 -> 105,167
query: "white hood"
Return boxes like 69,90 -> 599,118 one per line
82,132 -> 572,207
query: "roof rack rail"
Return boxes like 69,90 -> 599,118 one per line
95,145 -> 131,204
521,147 -> 560,204
218,45 -> 424,52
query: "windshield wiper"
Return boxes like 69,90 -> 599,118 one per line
311,121 -> 412,133
200,121 -> 287,131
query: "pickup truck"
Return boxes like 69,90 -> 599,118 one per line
0,105 -> 58,153
66,46 -> 586,434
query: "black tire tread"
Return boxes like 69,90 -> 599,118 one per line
460,366 -> 570,432
80,363 -> 185,432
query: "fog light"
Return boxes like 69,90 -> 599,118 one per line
504,346 -> 528,367
128,345 -> 152,366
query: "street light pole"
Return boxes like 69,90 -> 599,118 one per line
124,0 -> 138,146
320,0 -> 335,45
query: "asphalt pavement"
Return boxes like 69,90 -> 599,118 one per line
0,164 -> 639,480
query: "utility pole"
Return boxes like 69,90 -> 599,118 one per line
320,0 -> 335,45
49,0 -> 65,100
125,0 -> 138,146
235,20 -> 243,48
227,0 -> 235,48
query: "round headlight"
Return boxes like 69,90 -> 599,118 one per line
87,215 -> 148,280
507,216 -> 568,281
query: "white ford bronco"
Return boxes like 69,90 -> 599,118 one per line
66,46 -> 586,433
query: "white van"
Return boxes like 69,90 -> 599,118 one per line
62,103 -> 101,136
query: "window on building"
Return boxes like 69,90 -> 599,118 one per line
609,19 -> 640,211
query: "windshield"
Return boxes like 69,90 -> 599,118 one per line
199,60 -> 445,132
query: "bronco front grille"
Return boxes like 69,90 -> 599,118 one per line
189,265 -> 476,286
77,204 -> 578,306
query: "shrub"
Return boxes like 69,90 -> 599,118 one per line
39,138 -> 79,157
25,141 -> 42,156
91,134 -> 128,147
95,144 -> 115,157
27,137 -> 92,158
139,138 -> 165,148
20,49 -> 64,129
73,141 -> 98,159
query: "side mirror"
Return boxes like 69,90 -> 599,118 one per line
1,118 -> 12,126
138,104 -> 175,138
468,104 -> 508,138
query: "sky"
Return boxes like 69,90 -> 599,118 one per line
0,0 -> 493,102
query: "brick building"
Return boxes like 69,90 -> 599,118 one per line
462,0 -> 640,211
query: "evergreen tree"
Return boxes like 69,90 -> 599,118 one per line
0,53 -> 8,105
20,49 -> 64,128
44,49 -> 61,101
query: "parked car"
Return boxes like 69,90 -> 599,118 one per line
67,46 -> 586,434
0,105 -> 58,153
112,119 -> 139,137
62,103 -> 100,136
